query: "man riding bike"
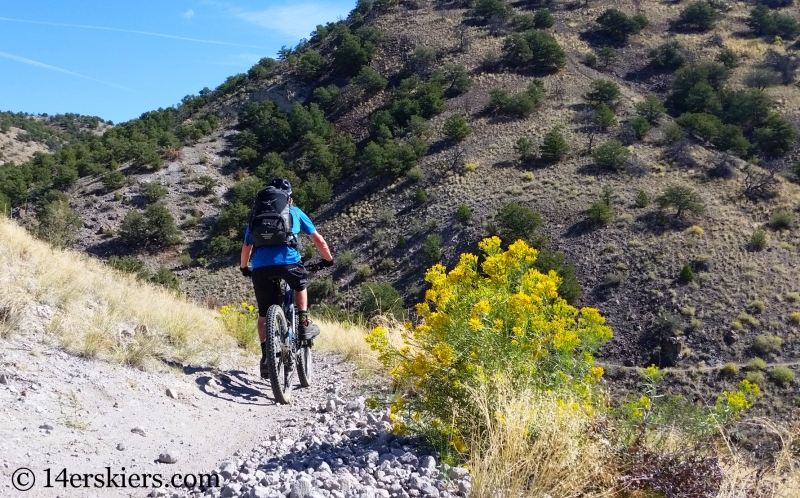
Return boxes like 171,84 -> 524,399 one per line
239,178 -> 333,378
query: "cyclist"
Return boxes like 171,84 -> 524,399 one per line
239,178 -> 333,378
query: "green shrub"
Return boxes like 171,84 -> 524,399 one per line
744,69 -> 782,90
716,48 -> 740,69
409,46 -> 437,76
495,203 -> 544,247
656,185 -> 705,218
353,66 -> 388,94
754,113 -> 797,158
334,32 -> 379,76
648,42 -> 686,70
435,63 -> 473,97
423,233 -> 443,261
308,277 -> 336,303
747,5 -> 800,39
747,300 -> 766,314
533,9 -> 554,29
455,204 -> 472,224
587,200 -> 613,225
443,114 -> 472,142
540,127 -> 569,162
596,8 -> 649,42
150,266 -> 181,292
107,255 -> 149,279
120,204 -> 181,248
597,47 -> 618,68
363,139 -> 428,176
414,188 -> 428,205
592,140 -> 630,171
635,190 -> 650,208
664,122 -> 684,143
501,30 -> 566,73
297,50 -> 324,80
337,250 -> 355,269
585,79 -> 621,108
139,182 -> 167,204
583,51 -> 598,68
474,0 -> 509,21
748,229 -> 768,251
720,363 -> 738,377
769,366 -> 795,386
746,357 -> 767,371
672,2 -> 717,32
486,81 -> 546,117
753,334 -> 783,355
635,96 -> 667,124
628,116 -> 652,140
188,177 -> 215,198
593,103 -> 617,131
102,169 -> 126,191
514,137 -> 535,162
745,371 -> 765,385
313,84 -> 341,112
360,282 -> 404,319
679,264 -> 695,284
208,235 -> 239,256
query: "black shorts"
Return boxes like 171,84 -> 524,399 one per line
252,264 -> 308,317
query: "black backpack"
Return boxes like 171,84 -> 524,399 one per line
248,187 -> 298,249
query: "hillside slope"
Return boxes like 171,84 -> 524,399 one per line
2,0 -> 800,414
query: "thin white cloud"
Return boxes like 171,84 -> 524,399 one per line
183,9 -> 195,19
234,3 -> 346,40
0,17 -> 267,49
0,50 -> 133,90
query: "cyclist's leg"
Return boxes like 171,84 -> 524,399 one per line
278,264 -> 318,341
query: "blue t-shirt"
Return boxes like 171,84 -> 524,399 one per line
244,206 -> 316,268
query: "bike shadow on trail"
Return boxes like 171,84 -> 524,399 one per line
160,359 -> 287,406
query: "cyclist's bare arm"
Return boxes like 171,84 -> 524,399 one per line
309,232 -> 333,262
240,242 -> 253,268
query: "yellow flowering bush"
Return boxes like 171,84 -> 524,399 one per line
218,302 -> 259,353
366,237 -> 613,454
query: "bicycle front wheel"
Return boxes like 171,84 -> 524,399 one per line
265,304 -> 294,404
297,345 -> 312,387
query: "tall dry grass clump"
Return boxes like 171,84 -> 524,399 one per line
467,382 -> 614,498
0,217 -> 236,366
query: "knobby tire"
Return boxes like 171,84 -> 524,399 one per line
265,304 -> 293,404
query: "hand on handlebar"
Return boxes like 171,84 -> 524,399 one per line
240,266 -> 253,278
305,259 -> 333,272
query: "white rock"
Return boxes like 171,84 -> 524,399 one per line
131,427 -> 147,437
289,478 -> 312,498
116,443 -> 126,451
39,423 -> 54,430
166,388 -> 178,399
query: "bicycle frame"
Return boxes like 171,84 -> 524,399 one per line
281,283 -> 297,346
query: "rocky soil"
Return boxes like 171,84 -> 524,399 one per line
1,329 -> 442,498
160,399 -> 469,498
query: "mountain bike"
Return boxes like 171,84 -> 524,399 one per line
262,261 -> 324,404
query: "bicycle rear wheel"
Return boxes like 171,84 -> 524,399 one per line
265,304 -> 294,404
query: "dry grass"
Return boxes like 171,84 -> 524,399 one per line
314,315 -> 402,375
717,420 -> 800,498
466,382 -> 615,498
0,217 -> 237,367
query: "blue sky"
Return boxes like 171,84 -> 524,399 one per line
0,1 -> 355,124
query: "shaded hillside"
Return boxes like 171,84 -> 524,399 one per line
3,0 -> 800,413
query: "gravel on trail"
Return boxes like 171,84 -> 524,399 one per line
153,394 -> 470,498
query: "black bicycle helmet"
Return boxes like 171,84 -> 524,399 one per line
268,177 -> 292,195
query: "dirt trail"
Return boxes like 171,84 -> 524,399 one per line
0,333 -> 363,498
